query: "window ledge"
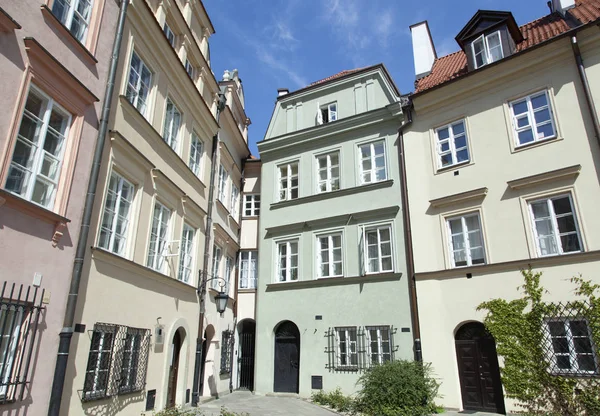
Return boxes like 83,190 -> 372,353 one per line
429,187 -> 488,208
513,136 -> 562,153
40,5 -> 98,65
238,288 -> 257,293
0,189 -> 70,246
0,6 -> 21,32
435,160 -> 472,174
507,164 -> 581,190
271,179 -> 394,210
265,272 -> 402,292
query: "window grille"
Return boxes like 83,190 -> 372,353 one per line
325,326 -> 398,371
0,282 -> 45,404
220,330 -> 233,374
81,323 -> 150,401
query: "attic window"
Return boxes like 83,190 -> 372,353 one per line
472,31 -> 503,69
317,102 -> 337,125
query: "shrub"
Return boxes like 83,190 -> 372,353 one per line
355,360 -> 440,416
311,387 -> 355,413
152,407 -> 199,416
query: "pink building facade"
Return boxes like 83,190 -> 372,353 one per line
0,1 -> 118,414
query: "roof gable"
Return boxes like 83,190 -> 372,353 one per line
455,10 -> 523,48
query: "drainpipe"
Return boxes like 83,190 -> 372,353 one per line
47,1 -> 129,415
571,35 -> 600,147
396,105 -> 422,362
192,90 -> 227,406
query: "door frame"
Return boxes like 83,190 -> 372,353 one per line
167,329 -> 183,408
273,320 -> 300,393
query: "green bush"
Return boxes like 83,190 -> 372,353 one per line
355,360 -> 440,416
311,387 -> 355,412
152,406 -> 199,416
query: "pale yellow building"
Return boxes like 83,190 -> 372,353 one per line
406,0 -> 600,413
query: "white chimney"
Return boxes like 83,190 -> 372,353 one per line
552,0 -> 575,14
410,21 -> 437,80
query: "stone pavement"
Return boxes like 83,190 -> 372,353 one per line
197,391 -> 338,415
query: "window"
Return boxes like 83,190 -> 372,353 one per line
447,213 -> 486,267
243,194 -> 260,217
185,59 -> 195,80
0,304 -> 25,401
435,120 -> 469,168
546,319 -> 597,375
83,323 -> 150,400
277,162 -> 298,201
126,51 -> 152,117
220,330 -> 233,374
211,245 -> 222,289
358,141 -> 387,184
239,250 -> 258,289
471,31 -> 503,69
317,233 -> 343,278
510,91 -> 556,146
320,102 -> 337,124
230,184 -> 239,219
163,98 -> 181,152
218,164 -> 229,205
362,224 -> 393,274
529,194 -> 581,257
189,132 -> 203,177
178,224 -> 195,284
366,326 -> 392,366
147,202 -> 171,272
316,152 -> 340,193
277,240 -> 298,282
163,22 -> 175,48
98,172 -> 134,256
5,86 -> 71,209
335,327 -> 358,368
224,256 -> 233,294
51,0 -> 94,42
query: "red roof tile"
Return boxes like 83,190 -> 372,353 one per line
309,68 -> 365,86
415,0 -> 600,93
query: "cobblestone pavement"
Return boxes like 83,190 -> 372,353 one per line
197,391 -> 338,415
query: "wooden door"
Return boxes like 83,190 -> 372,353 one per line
455,323 -> 505,414
167,330 -> 182,408
273,321 -> 300,393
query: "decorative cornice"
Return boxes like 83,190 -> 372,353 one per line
266,272 -> 402,291
507,165 -> 581,190
429,187 -> 488,208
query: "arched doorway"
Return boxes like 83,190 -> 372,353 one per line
238,319 -> 256,390
455,322 -> 505,414
167,328 -> 186,407
273,320 -> 300,393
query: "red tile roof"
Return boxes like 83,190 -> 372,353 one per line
309,68 -> 365,86
415,0 -> 600,93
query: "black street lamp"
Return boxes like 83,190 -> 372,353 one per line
199,271 -> 229,314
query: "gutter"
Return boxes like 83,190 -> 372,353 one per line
396,105 -> 422,362
47,0 -> 130,414
570,34 -> 600,147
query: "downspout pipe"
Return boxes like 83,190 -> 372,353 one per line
192,90 -> 227,406
397,104 -> 422,362
47,0 -> 129,414
571,35 -> 600,147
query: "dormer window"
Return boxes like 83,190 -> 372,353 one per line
317,102 -> 337,125
472,31 -> 503,69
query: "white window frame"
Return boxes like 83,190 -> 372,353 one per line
83,327 -> 115,399
224,256 -> 233,294
509,90 -> 557,147
528,194 -> 582,257
366,326 -> 392,365
147,201 -> 171,273
0,306 -> 25,399
277,162 -> 299,202
316,151 -> 340,193
230,183 -> 240,219
4,85 -> 71,209
239,250 -> 258,289
276,239 -> 299,282
435,120 -> 470,169
358,140 -> 387,185
211,245 -> 222,290
471,30 -> 503,69
184,59 -> 195,80
321,102 -> 337,123
189,132 -> 203,177
126,51 -> 152,117
335,327 -> 358,368
163,21 -> 176,48
51,0 -> 94,43
119,330 -> 142,392
217,164 -> 229,205
446,212 -> 486,268
544,318 -> 598,375
163,98 -> 181,152
361,224 -> 394,275
316,233 -> 343,278
243,194 -> 260,217
98,171 -> 135,256
178,223 -> 195,284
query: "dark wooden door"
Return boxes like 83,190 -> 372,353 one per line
273,321 -> 300,393
167,330 -> 182,407
456,323 -> 505,414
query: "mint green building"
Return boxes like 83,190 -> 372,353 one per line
255,64 -> 416,396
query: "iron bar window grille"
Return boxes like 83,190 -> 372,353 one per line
220,330 -> 233,374
81,323 -> 150,401
0,282 -> 45,404
325,326 -> 397,372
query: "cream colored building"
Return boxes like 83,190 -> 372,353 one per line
56,0 -> 249,414
405,0 -> 600,414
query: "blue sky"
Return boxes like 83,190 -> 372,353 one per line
204,0 -> 553,156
